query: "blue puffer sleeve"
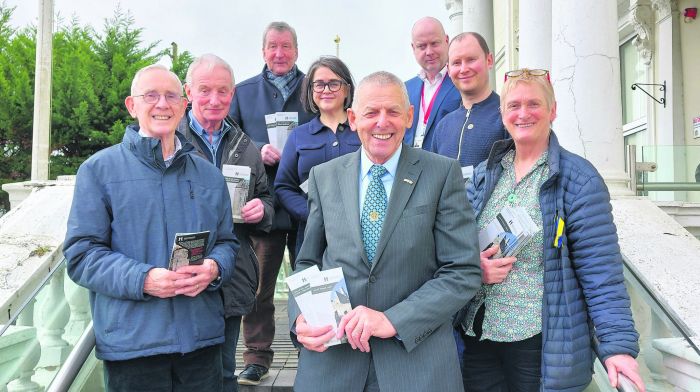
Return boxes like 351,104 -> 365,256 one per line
566,174 -> 639,359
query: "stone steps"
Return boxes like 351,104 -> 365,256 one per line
237,299 -> 297,391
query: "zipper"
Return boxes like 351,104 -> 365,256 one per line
456,108 -> 472,163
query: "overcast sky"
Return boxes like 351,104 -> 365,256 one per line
6,0 -> 453,82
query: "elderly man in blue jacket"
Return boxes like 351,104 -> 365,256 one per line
228,21 -> 314,385
64,64 -> 238,392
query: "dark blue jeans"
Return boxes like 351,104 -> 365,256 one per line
103,344 -> 222,392
222,316 -> 242,392
460,306 -> 542,392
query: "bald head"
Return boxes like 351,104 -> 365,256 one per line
411,17 -> 449,80
411,17 -> 445,37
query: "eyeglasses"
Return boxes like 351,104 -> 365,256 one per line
312,80 -> 346,93
134,91 -> 184,105
504,69 -> 550,83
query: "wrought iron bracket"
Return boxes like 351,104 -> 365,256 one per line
631,81 -> 666,107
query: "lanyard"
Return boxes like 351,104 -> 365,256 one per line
420,77 -> 445,125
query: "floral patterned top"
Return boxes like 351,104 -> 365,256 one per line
464,149 -> 549,342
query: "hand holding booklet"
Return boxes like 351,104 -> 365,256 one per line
264,112 -> 298,151
478,206 -> 539,258
286,266 -> 352,346
222,164 -> 251,223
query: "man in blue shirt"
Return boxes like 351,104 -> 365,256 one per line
178,54 -> 274,392
431,32 -> 509,173
404,17 -> 461,150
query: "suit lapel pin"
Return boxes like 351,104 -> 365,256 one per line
403,178 -> 414,185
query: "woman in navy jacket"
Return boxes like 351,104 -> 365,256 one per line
275,56 -> 361,257
459,69 -> 645,392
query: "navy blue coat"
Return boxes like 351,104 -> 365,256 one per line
466,132 -> 639,391
404,75 -> 461,151
275,116 -> 361,253
229,66 -> 315,231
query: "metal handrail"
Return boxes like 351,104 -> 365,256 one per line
618,375 -> 640,392
46,321 -> 95,392
627,144 -> 700,193
0,257 -> 67,336
637,182 -> 700,191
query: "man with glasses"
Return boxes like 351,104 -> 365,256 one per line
228,21 -> 314,386
431,32 -> 509,172
404,17 -> 461,150
64,64 -> 238,391
177,54 -> 274,391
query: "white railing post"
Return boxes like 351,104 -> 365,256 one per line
7,299 -> 42,392
37,270 -> 70,368
63,271 -> 90,344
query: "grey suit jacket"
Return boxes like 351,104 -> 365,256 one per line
288,146 -> 481,392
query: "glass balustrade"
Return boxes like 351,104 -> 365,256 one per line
632,145 -> 700,202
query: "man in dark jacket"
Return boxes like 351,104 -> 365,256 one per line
179,54 -> 274,392
65,64 -> 238,391
228,21 -> 314,385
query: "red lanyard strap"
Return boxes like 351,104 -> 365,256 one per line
420,77 -> 445,125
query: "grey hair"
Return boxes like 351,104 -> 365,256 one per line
263,21 -> 298,48
185,54 -> 235,88
352,71 -> 410,110
130,64 -> 182,95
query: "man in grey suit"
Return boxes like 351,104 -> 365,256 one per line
288,71 -> 482,392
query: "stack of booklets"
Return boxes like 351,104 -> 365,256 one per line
478,206 -> 539,258
286,266 -> 352,346
264,111 -> 298,151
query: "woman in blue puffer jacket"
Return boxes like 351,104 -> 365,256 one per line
458,68 -> 645,392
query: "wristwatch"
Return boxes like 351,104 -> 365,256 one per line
209,274 -> 222,287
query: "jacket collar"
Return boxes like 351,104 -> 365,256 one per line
178,106 -> 243,144
123,124 -> 194,169
485,130 -> 562,179
308,116 -> 350,135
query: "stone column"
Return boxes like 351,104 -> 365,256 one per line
30,0 -> 53,181
651,0 -> 686,200
444,0 -> 464,38
551,1 -> 631,195
462,0 -> 496,89
518,0 -> 552,70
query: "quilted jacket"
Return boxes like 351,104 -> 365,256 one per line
466,132 -> 639,391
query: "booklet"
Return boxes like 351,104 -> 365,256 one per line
222,164 -> 251,223
286,266 -> 352,346
265,112 -> 298,151
168,231 -> 210,271
478,206 -> 539,258
461,165 -> 474,184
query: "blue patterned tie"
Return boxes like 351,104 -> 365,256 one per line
361,165 -> 388,262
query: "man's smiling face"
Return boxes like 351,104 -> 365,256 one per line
125,67 -> 186,138
348,82 -> 413,165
